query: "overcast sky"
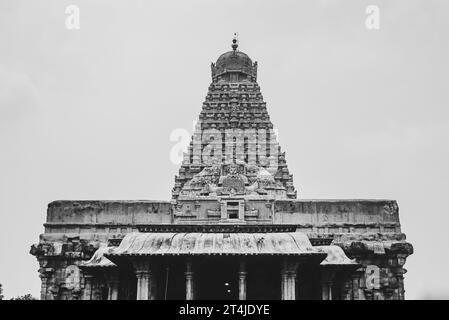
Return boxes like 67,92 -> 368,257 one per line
1,0 -> 448,299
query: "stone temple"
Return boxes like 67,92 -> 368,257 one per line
31,37 -> 413,300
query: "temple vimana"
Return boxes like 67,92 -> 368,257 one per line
31,37 -> 413,300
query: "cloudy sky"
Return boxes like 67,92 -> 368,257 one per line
1,0 -> 448,299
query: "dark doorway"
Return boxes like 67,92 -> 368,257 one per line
118,268 -> 137,300
297,263 -> 321,300
196,257 -> 238,300
165,259 -> 186,300
247,258 -> 281,300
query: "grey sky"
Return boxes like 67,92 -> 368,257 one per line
1,0 -> 448,299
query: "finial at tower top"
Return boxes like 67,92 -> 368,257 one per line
232,33 -> 238,51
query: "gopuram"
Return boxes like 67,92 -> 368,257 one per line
30,37 -> 413,300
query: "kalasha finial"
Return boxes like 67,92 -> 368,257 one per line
232,33 -> 238,51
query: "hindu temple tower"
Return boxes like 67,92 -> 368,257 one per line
31,37 -> 413,300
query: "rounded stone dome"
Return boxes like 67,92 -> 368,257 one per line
210,37 -> 258,82
215,50 -> 253,70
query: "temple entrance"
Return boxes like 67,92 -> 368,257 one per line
247,258 -> 281,300
196,257 -> 239,300
165,259 -> 187,300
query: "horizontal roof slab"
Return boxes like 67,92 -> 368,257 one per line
107,232 -> 324,257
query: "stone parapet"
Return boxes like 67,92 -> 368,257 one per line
275,199 -> 401,234
45,200 -> 172,226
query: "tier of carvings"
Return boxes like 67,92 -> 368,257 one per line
178,163 -> 289,199
172,78 -> 296,199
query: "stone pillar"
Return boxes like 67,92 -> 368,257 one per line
281,260 -> 298,300
220,201 -> 227,220
288,271 -> 296,300
37,260 -> 54,300
49,285 -> 59,300
106,273 -> 119,300
320,269 -> 335,300
164,266 -> 170,300
185,260 -> 194,300
83,274 -> 94,300
134,261 -> 157,300
109,282 -> 119,300
341,278 -> 353,300
238,201 -> 245,220
136,270 -> 150,300
321,281 -> 329,300
351,272 -> 361,300
238,261 -> 247,300
397,275 -> 405,300
391,265 -> 407,300
281,271 -> 289,300
39,271 -> 52,300
149,270 -> 157,300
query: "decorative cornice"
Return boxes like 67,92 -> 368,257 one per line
136,224 -> 297,233
309,238 -> 334,246
103,236 -> 334,248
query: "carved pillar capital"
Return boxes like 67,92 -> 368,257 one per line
133,259 -> 155,300
133,260 -> 151,273
281,259 -> 299,300
38,267 -> 55,300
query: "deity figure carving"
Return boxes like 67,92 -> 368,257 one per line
179,163 -> 286,198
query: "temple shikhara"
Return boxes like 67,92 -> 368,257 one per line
31,37 -> 413,300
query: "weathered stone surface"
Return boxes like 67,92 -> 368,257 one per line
30,38 -> 413,300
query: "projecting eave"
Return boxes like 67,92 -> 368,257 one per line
80,246 -> 116,269
315,245 -> 360,269
105,232 -> 327,259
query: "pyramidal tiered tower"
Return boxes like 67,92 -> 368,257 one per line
172,37 -> 296,200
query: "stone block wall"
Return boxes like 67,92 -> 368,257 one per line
31,199 -> 412,300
